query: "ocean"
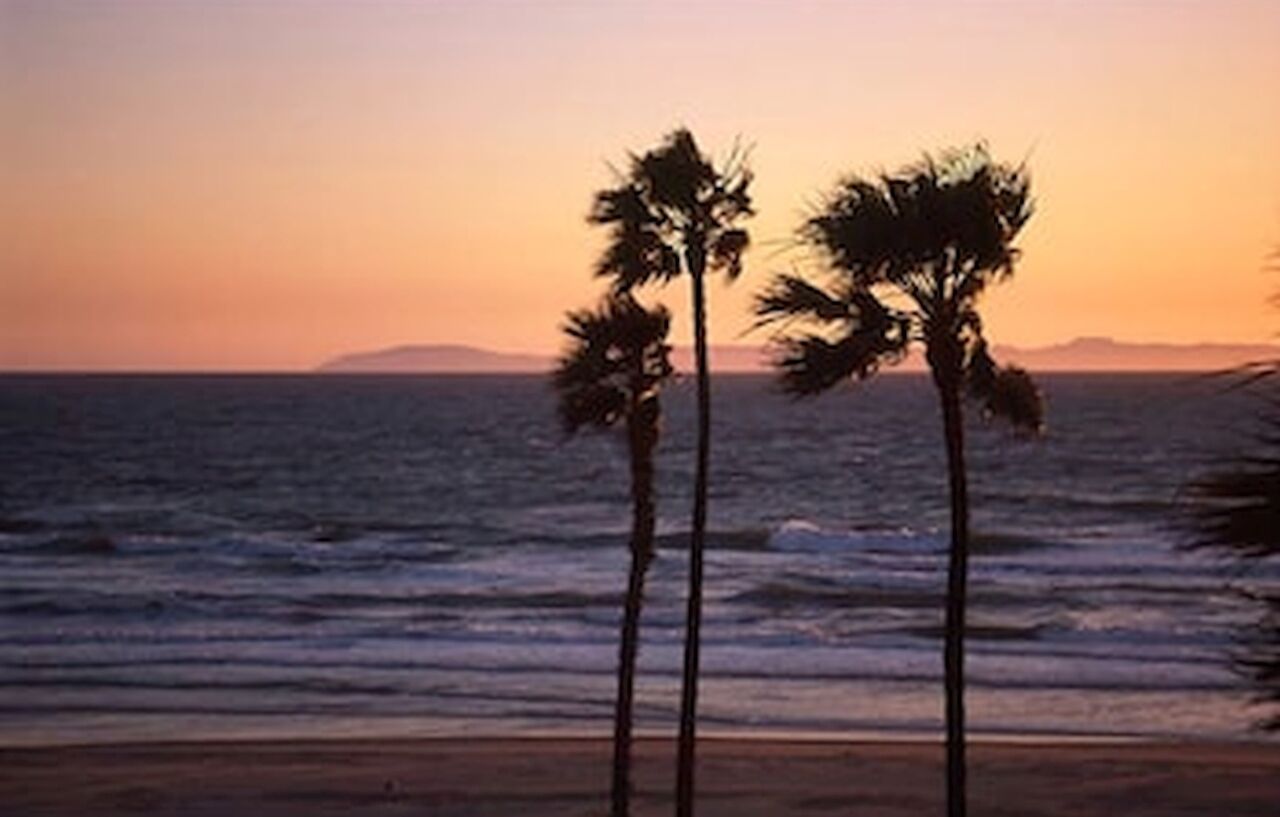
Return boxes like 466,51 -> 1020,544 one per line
1,373 -> 1276,747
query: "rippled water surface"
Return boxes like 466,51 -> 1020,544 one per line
1,374 -> 1275,745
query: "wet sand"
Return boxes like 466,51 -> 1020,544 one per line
2,736 -> 1278,816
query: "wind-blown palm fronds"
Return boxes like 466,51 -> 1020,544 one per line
553,293 -> 672,817
590,128 -> 753,817
555,295 -> 673,433
1186,282 -> 1280,727
755,144 -> 1042,817
1189,407 -> 1280,559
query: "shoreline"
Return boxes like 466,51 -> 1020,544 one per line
5,727 -> 1269,751
10,719 -> 1279,751
4,735 -> 1278,816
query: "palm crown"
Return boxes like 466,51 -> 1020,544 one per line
589,128 -> 753,291
755,144 -> 1044,817
756,144 -> 1042,431
588,128 -> 753,817
553,294 -> 673,433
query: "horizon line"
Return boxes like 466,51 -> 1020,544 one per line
6,335 -> 1277,376
0,368 -> 1254,377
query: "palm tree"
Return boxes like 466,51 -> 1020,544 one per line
554,292 -> 674,817
589,128 -> 753,817
754,145 -> 1043,817
1187,247 -> 1280,729
1189,382 -> 1280,729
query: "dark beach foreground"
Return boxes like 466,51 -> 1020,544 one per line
2,737 -> 1278,817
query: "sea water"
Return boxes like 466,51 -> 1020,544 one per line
1,374 -> 1275,746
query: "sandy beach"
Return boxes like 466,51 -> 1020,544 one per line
2,737 -> 1278,817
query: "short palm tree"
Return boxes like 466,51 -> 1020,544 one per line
589,128 -> 753,817
754,145 -> 1043,817
553,292 -> 674,817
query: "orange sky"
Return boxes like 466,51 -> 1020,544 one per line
2,0 -> 1278,371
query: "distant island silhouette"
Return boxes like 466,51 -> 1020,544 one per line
318,337 -> 1280,374
997,337 -> 1280,372
318,344 -> 551,373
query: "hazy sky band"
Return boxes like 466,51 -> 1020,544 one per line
2,0 -> 1278,370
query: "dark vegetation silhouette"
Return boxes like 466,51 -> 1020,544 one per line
589,128 -> 753,817
554,293 -> 674,817
1187,247 -> 1280,729
754,144 -> 1043,817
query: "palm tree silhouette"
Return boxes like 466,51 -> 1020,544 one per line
589,127 -> 753,817
554,293 -> 674,817
1188,246 -> 1280,728
1190,389 -> 1280,729
754,145 -> 1043,817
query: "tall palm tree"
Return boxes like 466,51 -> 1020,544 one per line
589,128 -> 753,817
754,145 -> 1043,817
554,293 -> 674,817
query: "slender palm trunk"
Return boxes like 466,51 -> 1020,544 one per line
611,408 -> 656,817
676,255 -> 710,817
936,376 -> 969,817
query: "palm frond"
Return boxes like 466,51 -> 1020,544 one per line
753,273 -> 850,327
589,184 -> 656,228
1188,402 -> 1280,559
803,144 -> 1032,304
555,380 -> 628,432
1190,468 -> 1280,559
1182,317 -> 1280,728
1196,359 -> 1280,393
594,222 -> 682,290
714,165 -> 755,223
635,128 -> 716,215
709,228 -> 750,279
965,340 -> 1045,433
553,294 -> 673,433
772,331 -> 906,397
802,179 -> 898,288
590,129 -> 754,293
984,365 -> 1044,433
771,297 -> 910,397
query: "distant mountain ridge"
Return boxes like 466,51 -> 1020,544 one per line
317,343 -> 772,373
318,344 -> 549,373
318,338 -> 1280,374
994,336 -> 1280,372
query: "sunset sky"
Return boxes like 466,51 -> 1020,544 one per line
3,0 -> 1278,371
